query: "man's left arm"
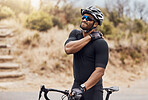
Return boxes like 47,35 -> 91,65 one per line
84,67 -> 105,90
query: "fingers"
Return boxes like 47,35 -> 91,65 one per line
69,92 -> 73,96
69,89 -> 74,96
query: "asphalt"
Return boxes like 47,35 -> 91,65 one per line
0,79 -> 148,100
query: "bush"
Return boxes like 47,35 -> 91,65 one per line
108,11 -> 118,27
129,49 -> 141,60
98,19 -> 114,35
52,17 -> 63,29
25,11 -> 53,31
133,19 -> 144,33
0,6 -> 15,20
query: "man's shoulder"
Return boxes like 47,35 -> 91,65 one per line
94,38 -> 107,43
71,29 -> 81,34
70,29 -> 82,39
93,38 -> 108,47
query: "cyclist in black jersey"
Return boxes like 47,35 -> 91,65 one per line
64,6 -> 109,100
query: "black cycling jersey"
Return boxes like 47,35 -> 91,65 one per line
65,29 -> 109,100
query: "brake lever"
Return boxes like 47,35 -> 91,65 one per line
38,85 -> 50,100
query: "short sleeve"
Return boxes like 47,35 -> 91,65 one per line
64,29 -> 78,45
94,39 -> 109,69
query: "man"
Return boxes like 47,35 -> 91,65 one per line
64,6 -> 108,100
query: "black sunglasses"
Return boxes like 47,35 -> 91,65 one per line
82,15 -> 94,21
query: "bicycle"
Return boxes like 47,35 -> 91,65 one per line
38,85 -> 119,100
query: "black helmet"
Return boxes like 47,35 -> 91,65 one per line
81,6 -> 104,26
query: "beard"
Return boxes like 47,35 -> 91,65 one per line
80,22 -> 90,30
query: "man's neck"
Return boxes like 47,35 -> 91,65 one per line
83,29 -> 95,37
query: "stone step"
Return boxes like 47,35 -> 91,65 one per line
0,71 -> 24,79
0,44 -> 11,48
0,33 -> 13,38
0,63 -> 19,69
0,55 -> 14,60
0,49 -> 11,55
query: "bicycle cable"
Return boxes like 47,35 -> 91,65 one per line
61,94 -> 67,100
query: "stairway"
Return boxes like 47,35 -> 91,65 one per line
0,26 -> 24,82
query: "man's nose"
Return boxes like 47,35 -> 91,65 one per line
82,18 -> 87,21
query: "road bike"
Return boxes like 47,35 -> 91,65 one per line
38,85 -> 119,100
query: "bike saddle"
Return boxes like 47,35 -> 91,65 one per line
103,86 -> 119,92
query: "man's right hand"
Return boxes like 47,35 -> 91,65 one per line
69,88 -> 83,100
89,32 -> 102,41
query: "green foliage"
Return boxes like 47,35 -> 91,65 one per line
25,11 -> 53,31
0,6 -> 15,20
133,19 -> 144,33
107,10 -> 126,27
108,11 -> 118,27
98,19 -> 115,35
52,17 -> 63,29
129,49 -> 141,60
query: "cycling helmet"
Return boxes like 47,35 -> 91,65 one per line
81,6 -> 104,26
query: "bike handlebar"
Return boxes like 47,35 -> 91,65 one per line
38,85 -> 69,100
38,85 -> 119,100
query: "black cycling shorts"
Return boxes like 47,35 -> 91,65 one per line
72,82 -> 103,100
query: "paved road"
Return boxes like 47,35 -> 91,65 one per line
0,79 -> 148,100
109,78 -> 148,100
0,91 -> 65,100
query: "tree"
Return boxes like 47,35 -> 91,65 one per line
55,0 -> 67,8
105,0 -> 130,26
105,0 -> 130,18
133,1 -> 148,21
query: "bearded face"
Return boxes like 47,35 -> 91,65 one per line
80,14 -> 95,31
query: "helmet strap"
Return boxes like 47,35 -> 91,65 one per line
80,21 -> 96,33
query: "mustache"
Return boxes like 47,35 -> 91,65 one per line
81,21 -> 88,25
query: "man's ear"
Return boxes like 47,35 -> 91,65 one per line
94,22 -> 98,28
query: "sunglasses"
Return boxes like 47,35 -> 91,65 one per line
82,15 -> 94,21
